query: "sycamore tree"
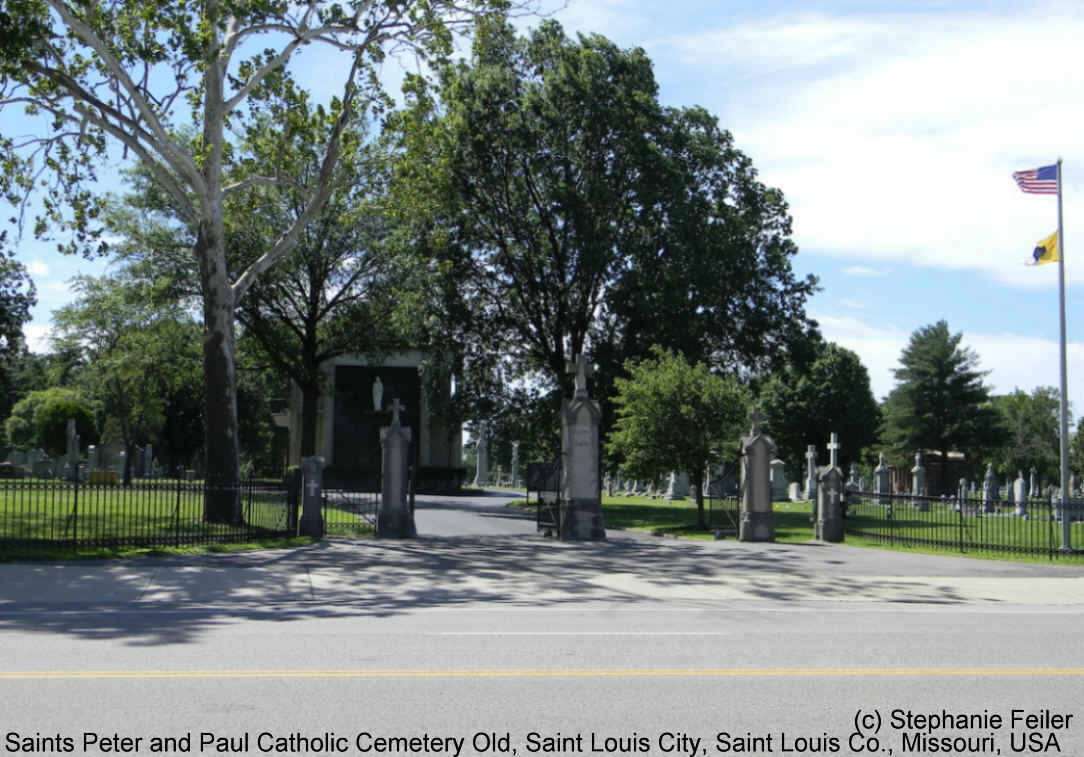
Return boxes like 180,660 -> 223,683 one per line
0,0 -> 516,521
607,347 -> 749,530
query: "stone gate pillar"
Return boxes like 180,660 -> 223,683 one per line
299,456 -> 326,537
739,411 -> 774,542
560,356 -> 606,540
379,399 -> 416,538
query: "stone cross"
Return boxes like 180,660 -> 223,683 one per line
749,407 -> 762,436
389,398 -> 405,426
827,432 -> 840,469
567,354 -> 594,399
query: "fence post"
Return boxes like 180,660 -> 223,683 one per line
174,475 -> 182,547
958,496 -> 964,553
71,470 -> 79,548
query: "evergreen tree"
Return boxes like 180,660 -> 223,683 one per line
882,320 -> 999,493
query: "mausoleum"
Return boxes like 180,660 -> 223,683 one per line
275,351 -> 464,491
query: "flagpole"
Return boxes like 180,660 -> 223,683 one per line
1056,157 -> 1071,551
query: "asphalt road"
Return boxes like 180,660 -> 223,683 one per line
2,495 -> 1083,756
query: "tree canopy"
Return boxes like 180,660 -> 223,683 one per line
882,320 -> 999,492
607,347 -> 749,528
1,0 -> 516,519
391,19 -> 816,405
759,340 -> 880,475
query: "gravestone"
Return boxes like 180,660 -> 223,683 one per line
804,445 -> 818,502
143,443 -> 153,477
299,456 -> 326,537
665,471 -> 689,500
788,482 -> 802,502
769,459 -> 788,502
1029,468 -> 1038,498
738,410 -> 774,542
816,432 -> 844,542
875,452 -> 889,501
911,452 -> 927,509
472,421 -> 489,488
511,441 -> 520,488
65,419 -> 79,481
858,476 -> 867,492
847,463 -> 858,488
983,463 -> 997,513
378,399 -> 416,538
1013,470 -> 1028,516
559,355 -> 605,540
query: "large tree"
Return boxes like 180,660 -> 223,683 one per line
393,19 -> 816,425
0,0 -> 515,521
51,273 -> 201,483
984,388 -> 1061,484
393,19 -> 664,395
882,320 -> 999,493
759,340 -> 880,476
0,249 -> 37,419
607,347 -> 749,529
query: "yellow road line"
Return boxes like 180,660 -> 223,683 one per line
2,668 -> 1083,680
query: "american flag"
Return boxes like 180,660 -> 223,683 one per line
1013,164 -> 1059,195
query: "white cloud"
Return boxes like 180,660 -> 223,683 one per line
659,5 -> 1084,288
26,260 -> 49,277
22,323 -> 52,354
815,313 -> 1084,416
842,266 -> 888,278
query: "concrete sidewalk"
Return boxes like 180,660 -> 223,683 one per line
3,519 -> 1084,609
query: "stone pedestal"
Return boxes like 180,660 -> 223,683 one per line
816,465 -> 844,542
560,394 -> 606,540
378,405 -> 416,538
739,419 -> 774,542
299,456 -> 326,537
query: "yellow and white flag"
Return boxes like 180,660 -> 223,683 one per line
1030,230 -> 1059,265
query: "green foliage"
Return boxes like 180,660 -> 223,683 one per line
28,387 -> 95,456
759,341 -> 880,473
607,347 -> 749,527
1070,416 -> 1084,478
391,20 -> 815,405
882,321 -> 999,466
983,387 -> 1062,481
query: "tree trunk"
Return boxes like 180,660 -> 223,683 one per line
300,379 -> 320,458
692,470 -> 707,530
197,221 -> 242,524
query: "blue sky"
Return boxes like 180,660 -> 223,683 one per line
9,0 -> 1084,418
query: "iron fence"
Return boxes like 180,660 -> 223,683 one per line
844,489 -> 1084,559
0,477 -> 294,549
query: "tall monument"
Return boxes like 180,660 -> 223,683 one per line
560,355 -> 606,540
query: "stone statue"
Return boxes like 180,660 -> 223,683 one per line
372,376 -> 383,411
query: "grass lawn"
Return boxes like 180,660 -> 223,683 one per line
564,495 -> 1084,564
0,480 -> 291,547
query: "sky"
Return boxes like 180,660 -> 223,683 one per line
8,0 -> 1084,420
